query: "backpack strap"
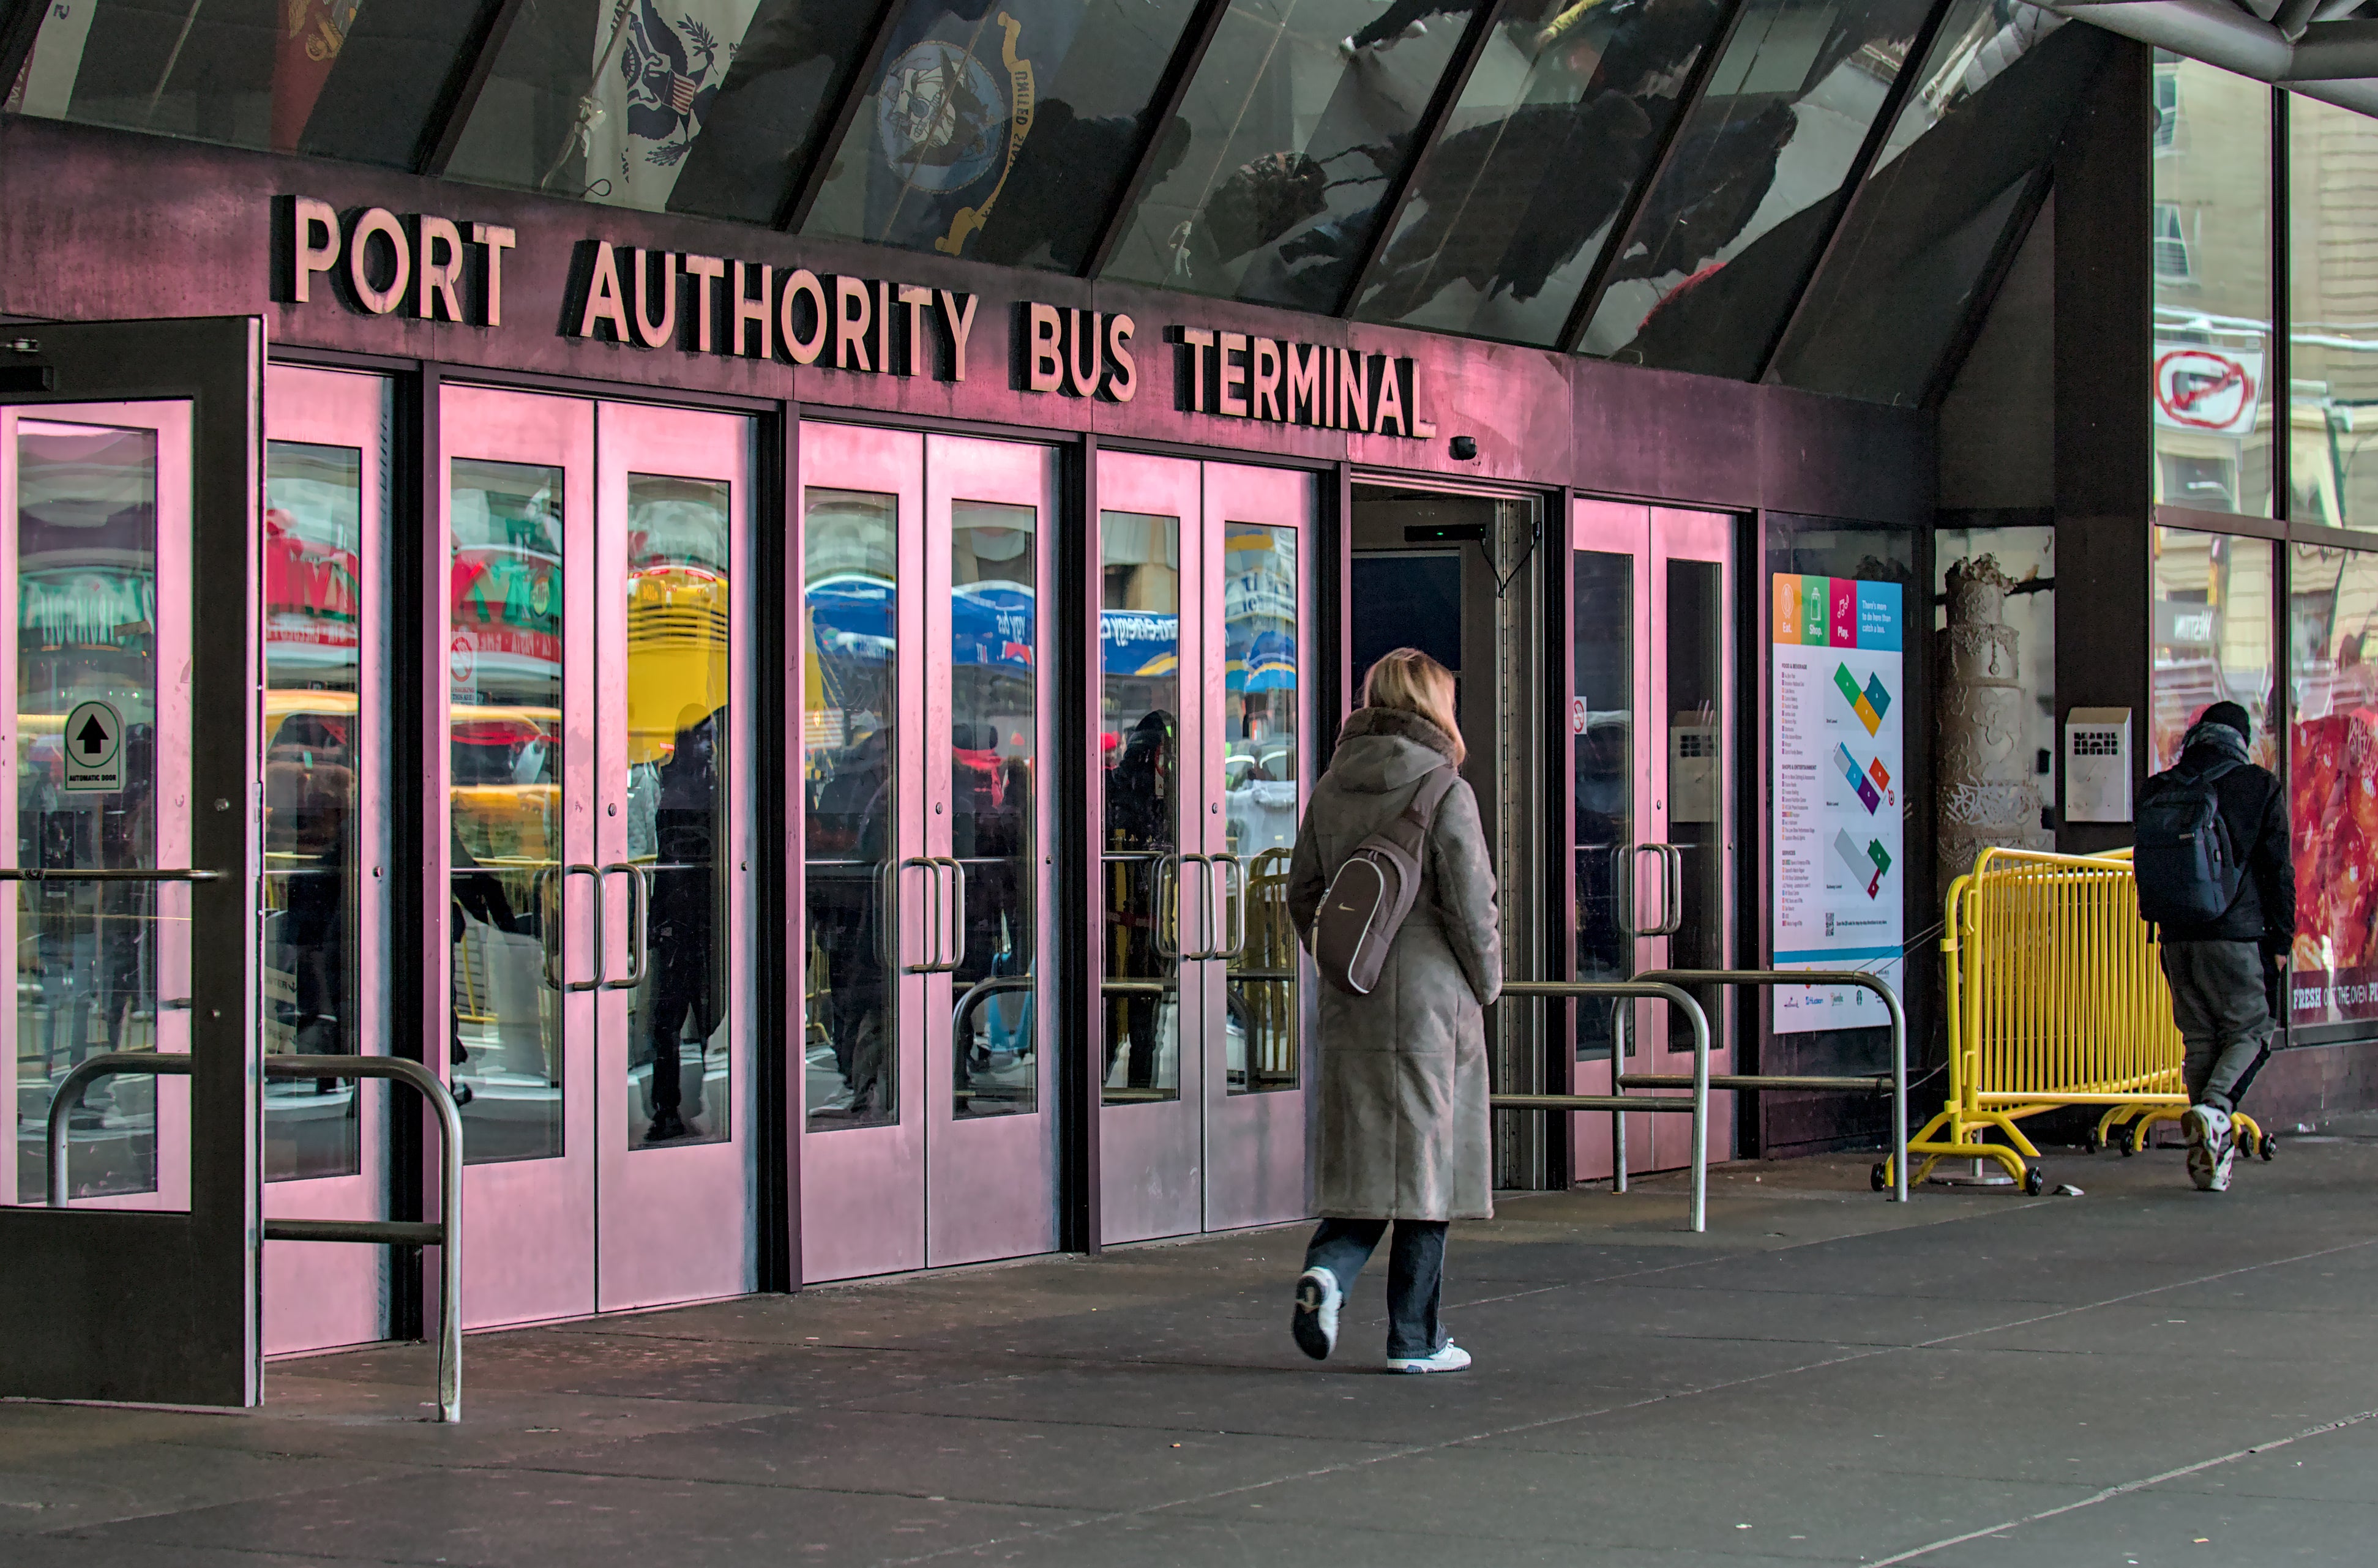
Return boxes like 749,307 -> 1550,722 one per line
1371,768 -> 1458,861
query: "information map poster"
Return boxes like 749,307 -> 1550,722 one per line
1770,575 -> 1904,1032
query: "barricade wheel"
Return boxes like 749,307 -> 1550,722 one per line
2024,1167 -> 2047,1196
2120,1127 -> 2141,1157
2084,1129 -> 2103,1153
1871,1162 -> 1887,1192
2259,1133 -> 2276,1162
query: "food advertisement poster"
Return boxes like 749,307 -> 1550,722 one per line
1771,575 -> 1904,1032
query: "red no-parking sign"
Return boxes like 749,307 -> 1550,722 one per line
2153,345 -> 2263,435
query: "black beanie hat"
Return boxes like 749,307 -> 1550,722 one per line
2199,700 -> 2252,742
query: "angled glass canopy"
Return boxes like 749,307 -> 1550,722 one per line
1576,0 -> 1938,374
1768,0 -> 2108,403
10,0 -> 487,167
1096,0 -> 1485,313
799,0 -> 1206,271
1352,0 -> 1733,346
443,1 -> 885,223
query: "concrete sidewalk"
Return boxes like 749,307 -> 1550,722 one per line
7,1135 -> 2378,1566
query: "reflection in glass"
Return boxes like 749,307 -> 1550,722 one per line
805,489 -> 899,1130
1222,526 -> 1298,1094
1101,510 -> 1180,1103
1355,0 -> 1729,344
1664,559 -> 1725,992
448,460 -> 565,1165
624,475 -> 731,1148
950,501 -> 1038,1118
9,0 -> 484,165
446,1 -> 881,220
1580,0 -> 1934,372
804,1 -> 1203,269
1101,1 -> 1475,312
2287,543 -> 2378,1027
2287,96 -> 2378,531
1572,550 -> 1633,1061
264,441 -> 364,1182
2149,57 -> 2271,518
1768,2 -> 2107,404
2150,529 -> 2274,773
14,421 -> 172,1199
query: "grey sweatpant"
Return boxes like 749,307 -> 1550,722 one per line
2159,939 -> 2276,1111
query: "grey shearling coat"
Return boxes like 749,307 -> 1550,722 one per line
1288,707 -> 1501,1222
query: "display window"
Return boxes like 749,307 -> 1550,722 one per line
2148,528 -> 2276,771
2288,543 -> 2378,1028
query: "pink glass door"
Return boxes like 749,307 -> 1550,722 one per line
260,365 -> 391,1353
1569,501 -> 1736,1179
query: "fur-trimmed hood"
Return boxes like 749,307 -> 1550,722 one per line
1328,706 -> 1460,793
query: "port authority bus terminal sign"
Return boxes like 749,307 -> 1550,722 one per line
281,196 -> 1438,440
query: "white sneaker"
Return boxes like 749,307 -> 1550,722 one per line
1386,1340 -> 1471,1374
2183,1105 -> 2234,1192
1292,1267 -> 1341,1361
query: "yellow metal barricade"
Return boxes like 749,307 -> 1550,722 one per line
1899,846 -> 2264,1190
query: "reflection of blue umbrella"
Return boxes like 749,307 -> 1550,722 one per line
1100,610 -> 1177,677
1230,628 -> 1297,693
953,582 -> 1034,671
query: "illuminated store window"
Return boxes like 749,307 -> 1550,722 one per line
2288,543 -> 2378,1031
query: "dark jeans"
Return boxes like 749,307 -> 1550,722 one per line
1304,1218 -> 1448,1359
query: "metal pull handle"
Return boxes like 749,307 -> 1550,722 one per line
1210,853 -> 1247,961
1176,853 -> 1216,960
1613,843 -> 1640,941
938,857 -> 968,973
900,856 -> 942,973
542,864 -> 603,991
598,863 -> 648,990
1629,844 -> 1673,941
0,867 -> 223,883
1154,854 -> 1187,960
1648,843 -> 1684,938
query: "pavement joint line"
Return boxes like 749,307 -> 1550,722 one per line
1864,1405 -> 2378,1566
873,1231 -> 2378,1566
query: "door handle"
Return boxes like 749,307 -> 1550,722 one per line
1645,842 -> 1684,938
900,856 -> 942,973
598,862 -> 648,991
936,857 -> 968,974
1153,854 -> 1186,960
1209,853 -> 1247,961
1613,843 -> 1640,941
544,864 -> 604,992
1176,853 -> 1217,960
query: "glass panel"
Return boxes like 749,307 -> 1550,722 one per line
263,441 -> 364,1182
1572,549 -> 1633,1061
1352,0 -> 1732,344
802,0 -> 1205,269
804,488 -> 899,1130
2289,543 -> 2378,1029
2286,94 -> 2378,531
15,420 -> 176,1200
2150,57 -> 2272,518
1664,557 -> 1724,973
8,0 -> 487,165
1098,0 -> 1476,312
448,459 -> 565,1165
1768,2 -> 2107,405
950,500 -> 1037,1119
1101,509 -> 1180,1103
445,1 -> 883,222
2149,528 -> 2275,772
624,474 -> 731,1148
1222,524 -> 1297,1095
1577,0 -> 1935,376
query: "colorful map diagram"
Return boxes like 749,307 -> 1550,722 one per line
1833,743 -> 1893,815
1833,828 -> 1893,899
1833,662 -> 1892,736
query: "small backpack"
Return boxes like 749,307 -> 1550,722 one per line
1312,768 -> 1457,996
2134,758 -> 2246,927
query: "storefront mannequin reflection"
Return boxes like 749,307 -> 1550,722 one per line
1107,708 -> 1177,1094
639,706 -> 725,1144
264,715 -> 356,1076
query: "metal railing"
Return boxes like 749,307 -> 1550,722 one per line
44,1051 -> 465,1422
1622,969 -> 1909,1203
1491,980 -> 1712,1232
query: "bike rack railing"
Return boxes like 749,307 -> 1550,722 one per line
1621,969 -> 1909,1204
1491,980 -> 1711,1233
44,1051 -> 466,1422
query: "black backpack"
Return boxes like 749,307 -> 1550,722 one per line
2134,758 -> 2245,927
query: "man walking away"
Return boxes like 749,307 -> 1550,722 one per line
2136,701 -> 2294,1192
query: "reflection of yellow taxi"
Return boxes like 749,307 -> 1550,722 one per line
450,704 -> 562,864
629,565 -> 728,766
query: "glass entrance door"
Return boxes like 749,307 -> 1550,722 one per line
800,428 -> 1056,1282
439,387 -> 752,1327
1570,502 -> 1735,1179
1097,454 -> 1312,1246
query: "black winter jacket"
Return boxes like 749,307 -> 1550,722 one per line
2137,741 -> 2295,948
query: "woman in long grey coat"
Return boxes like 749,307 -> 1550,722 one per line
1285,648 -> 1500,1373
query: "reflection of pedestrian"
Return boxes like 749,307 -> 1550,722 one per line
645,707 -> 722,1143
2140,702 -> 2294,1192
1107,710 -> 1175,1089
811,725 -> 893,1118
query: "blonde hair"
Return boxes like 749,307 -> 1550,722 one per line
1360,648 -> 1465,765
